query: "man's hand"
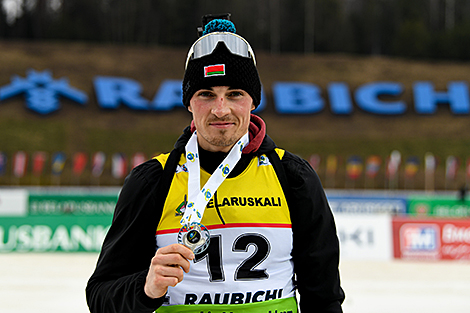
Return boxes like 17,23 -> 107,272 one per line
144,244 -> 195,299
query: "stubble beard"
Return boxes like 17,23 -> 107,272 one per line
200,115 -> 242,149
200,129 -> 239,149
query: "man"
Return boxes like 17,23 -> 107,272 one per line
86,14 -> 344,313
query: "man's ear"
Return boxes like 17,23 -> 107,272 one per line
251,103 -> 256,111
187,104 -> 193,113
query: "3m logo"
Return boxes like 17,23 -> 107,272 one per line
400,223 -> 440,258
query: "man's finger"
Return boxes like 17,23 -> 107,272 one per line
153,265 -> 185,282
157,243 -> 195,260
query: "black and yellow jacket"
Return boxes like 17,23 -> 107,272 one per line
86,114 -> 345,313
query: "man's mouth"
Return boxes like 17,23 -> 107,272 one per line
209,121 -> 235,128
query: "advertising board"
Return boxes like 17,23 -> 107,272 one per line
407,196 -> 470,217
335,214 -> 393,260
0,189 -> 117,252
28,193 -> 118,215
393,218 -> 470,260
328,195 -> 407,215
0,215 -> 112,252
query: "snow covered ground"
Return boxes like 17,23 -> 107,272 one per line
0,253 -> 469,313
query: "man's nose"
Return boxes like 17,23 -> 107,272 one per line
211,97 -> 230,117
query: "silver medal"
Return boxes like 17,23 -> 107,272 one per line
177,222 -> 210,254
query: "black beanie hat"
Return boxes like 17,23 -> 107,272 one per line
182,18 -> 261,108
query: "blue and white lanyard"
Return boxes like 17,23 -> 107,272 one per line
181,131 -> 249,227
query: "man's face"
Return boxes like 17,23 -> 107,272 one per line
188,86 -> 255,153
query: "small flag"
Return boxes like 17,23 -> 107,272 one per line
51,152 -> 66,176
424,152 -> 436,191
404,156 -> 420,178
326,154 -> 338,175
346,156 -> 363,180
365,155 -> 381,178
112,153 -> 127,179
309,154 -> 321,170
445,156 -> 459,181
132,152 -> 146,169
92,152 -> 106,177
72,152 -> 87,176
32,151 -> 47,177
386,150 -> 401,179
0,152 -> 6,176
425,153 -> 436,173
466,157 -> 470,182
13,151 -> 27,178
204,64 -> 225,77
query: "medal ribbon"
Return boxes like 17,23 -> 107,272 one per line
181,131 -> 249,227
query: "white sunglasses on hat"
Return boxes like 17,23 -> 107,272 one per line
185,32 -> 257,69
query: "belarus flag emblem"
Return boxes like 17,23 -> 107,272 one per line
204,64 -> 225,77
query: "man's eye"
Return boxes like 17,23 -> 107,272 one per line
229,91 -> 243,97
198,91 -> 214,97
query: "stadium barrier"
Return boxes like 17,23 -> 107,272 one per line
0,188 -> 469,259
